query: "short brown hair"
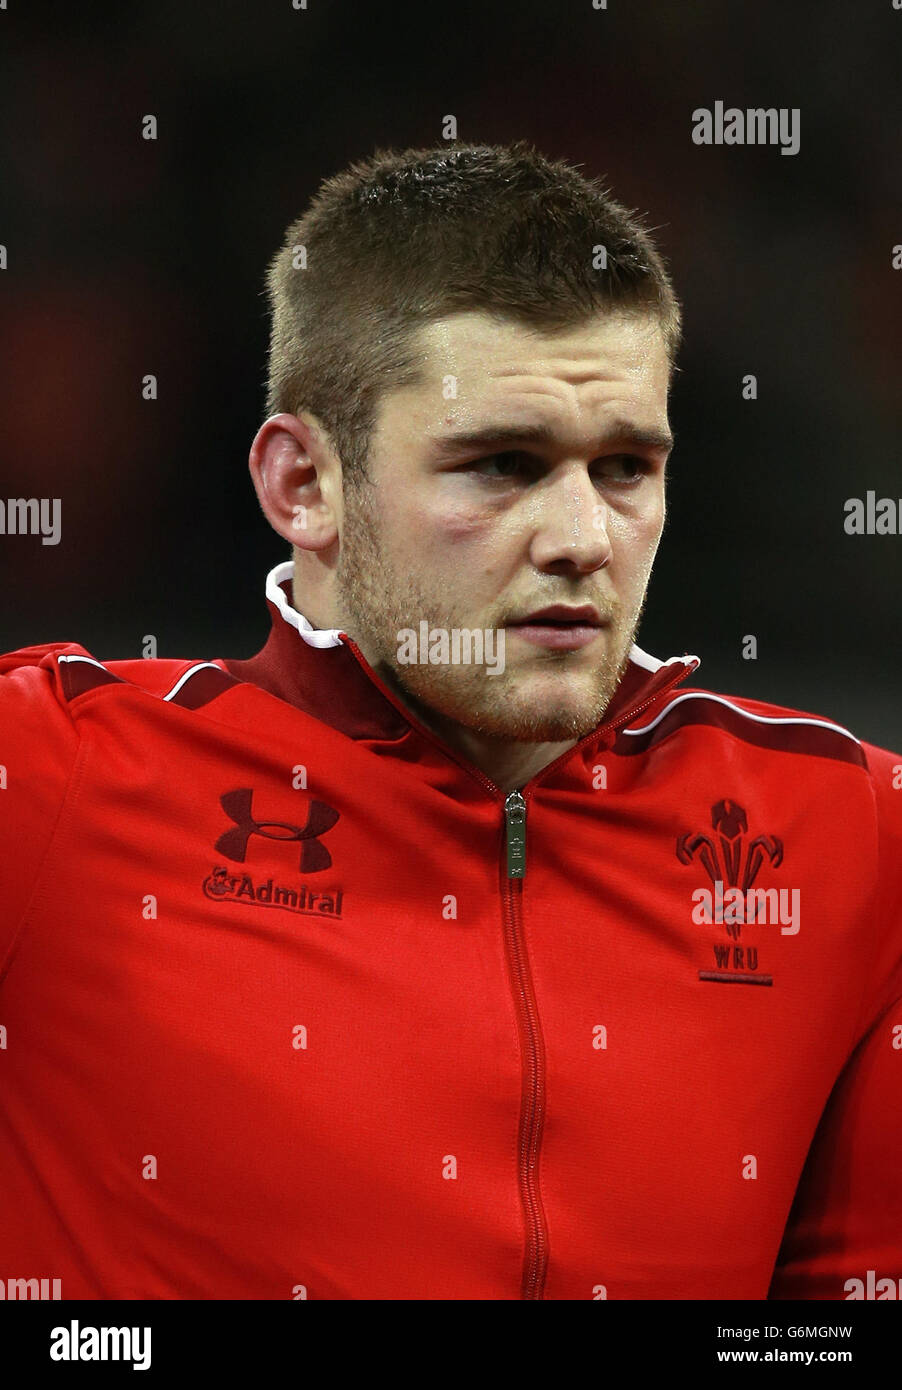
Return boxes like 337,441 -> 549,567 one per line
264,141 -> 681,487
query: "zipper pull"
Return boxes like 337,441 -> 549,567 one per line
504,791 -> 527,879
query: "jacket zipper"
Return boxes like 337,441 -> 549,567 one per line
503,789 -> 548,1299
340,633 -> 694,803
341,635 -> 695,1298
498,674 -> 694,1301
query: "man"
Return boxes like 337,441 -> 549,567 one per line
1,143 -> 900,1301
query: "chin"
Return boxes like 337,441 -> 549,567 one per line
390,665 -> 613,744
465,704 -> 602,743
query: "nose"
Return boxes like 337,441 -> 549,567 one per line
528,467 -> 613,574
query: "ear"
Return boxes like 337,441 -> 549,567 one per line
248,412 -> 341,551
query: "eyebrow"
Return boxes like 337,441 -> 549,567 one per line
428,418 -> 675,458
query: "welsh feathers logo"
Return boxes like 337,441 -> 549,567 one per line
676,798 -> 783,942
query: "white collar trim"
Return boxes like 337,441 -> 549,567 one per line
629,643 -> 700,673
266,561 -> 344,649
265,561 -> 699,670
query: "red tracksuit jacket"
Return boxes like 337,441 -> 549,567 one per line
1,561 -> 901,1300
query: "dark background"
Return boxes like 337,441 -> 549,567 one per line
1,1 -> 900,743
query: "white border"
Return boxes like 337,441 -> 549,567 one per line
629,644 -> 699,674
162,662 -> 224,702
622,690 -> 860,744
267,566 -> 699,670
57,654 -> 109,670
266,561 -> 344,649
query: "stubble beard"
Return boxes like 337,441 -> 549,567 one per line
335,480 -> 644,744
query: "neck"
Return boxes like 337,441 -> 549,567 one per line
372,663 -> 578,793
432,728 -> 577,794
290,563 -> 585,791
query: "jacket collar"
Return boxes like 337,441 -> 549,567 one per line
224,561 -> 700,747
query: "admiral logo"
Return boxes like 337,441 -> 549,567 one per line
677,799 -> 787,986
206,788 -> 345,919
203,866 -> 344,918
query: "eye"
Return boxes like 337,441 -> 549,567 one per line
467,451 -> 529,479
596,455 -> 647,484
462,452 -> 652,485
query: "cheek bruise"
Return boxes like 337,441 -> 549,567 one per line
426,502 -> 501,544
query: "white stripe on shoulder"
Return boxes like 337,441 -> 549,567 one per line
622,690 -> 860,744
266,561 -> 344,649
57,654 -> 109,670
163,662 -> 223,702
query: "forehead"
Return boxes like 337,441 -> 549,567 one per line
380,309 -> 671,440
414,308 -> 668,377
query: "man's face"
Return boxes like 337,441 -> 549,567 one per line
334,309 -> 673,743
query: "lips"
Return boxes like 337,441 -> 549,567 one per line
508,604 -> 603,627
505,610 -> 604,650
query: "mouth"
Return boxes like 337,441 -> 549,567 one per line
505,608 -> 607,651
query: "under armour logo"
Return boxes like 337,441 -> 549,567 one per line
215,787 -> 339,872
